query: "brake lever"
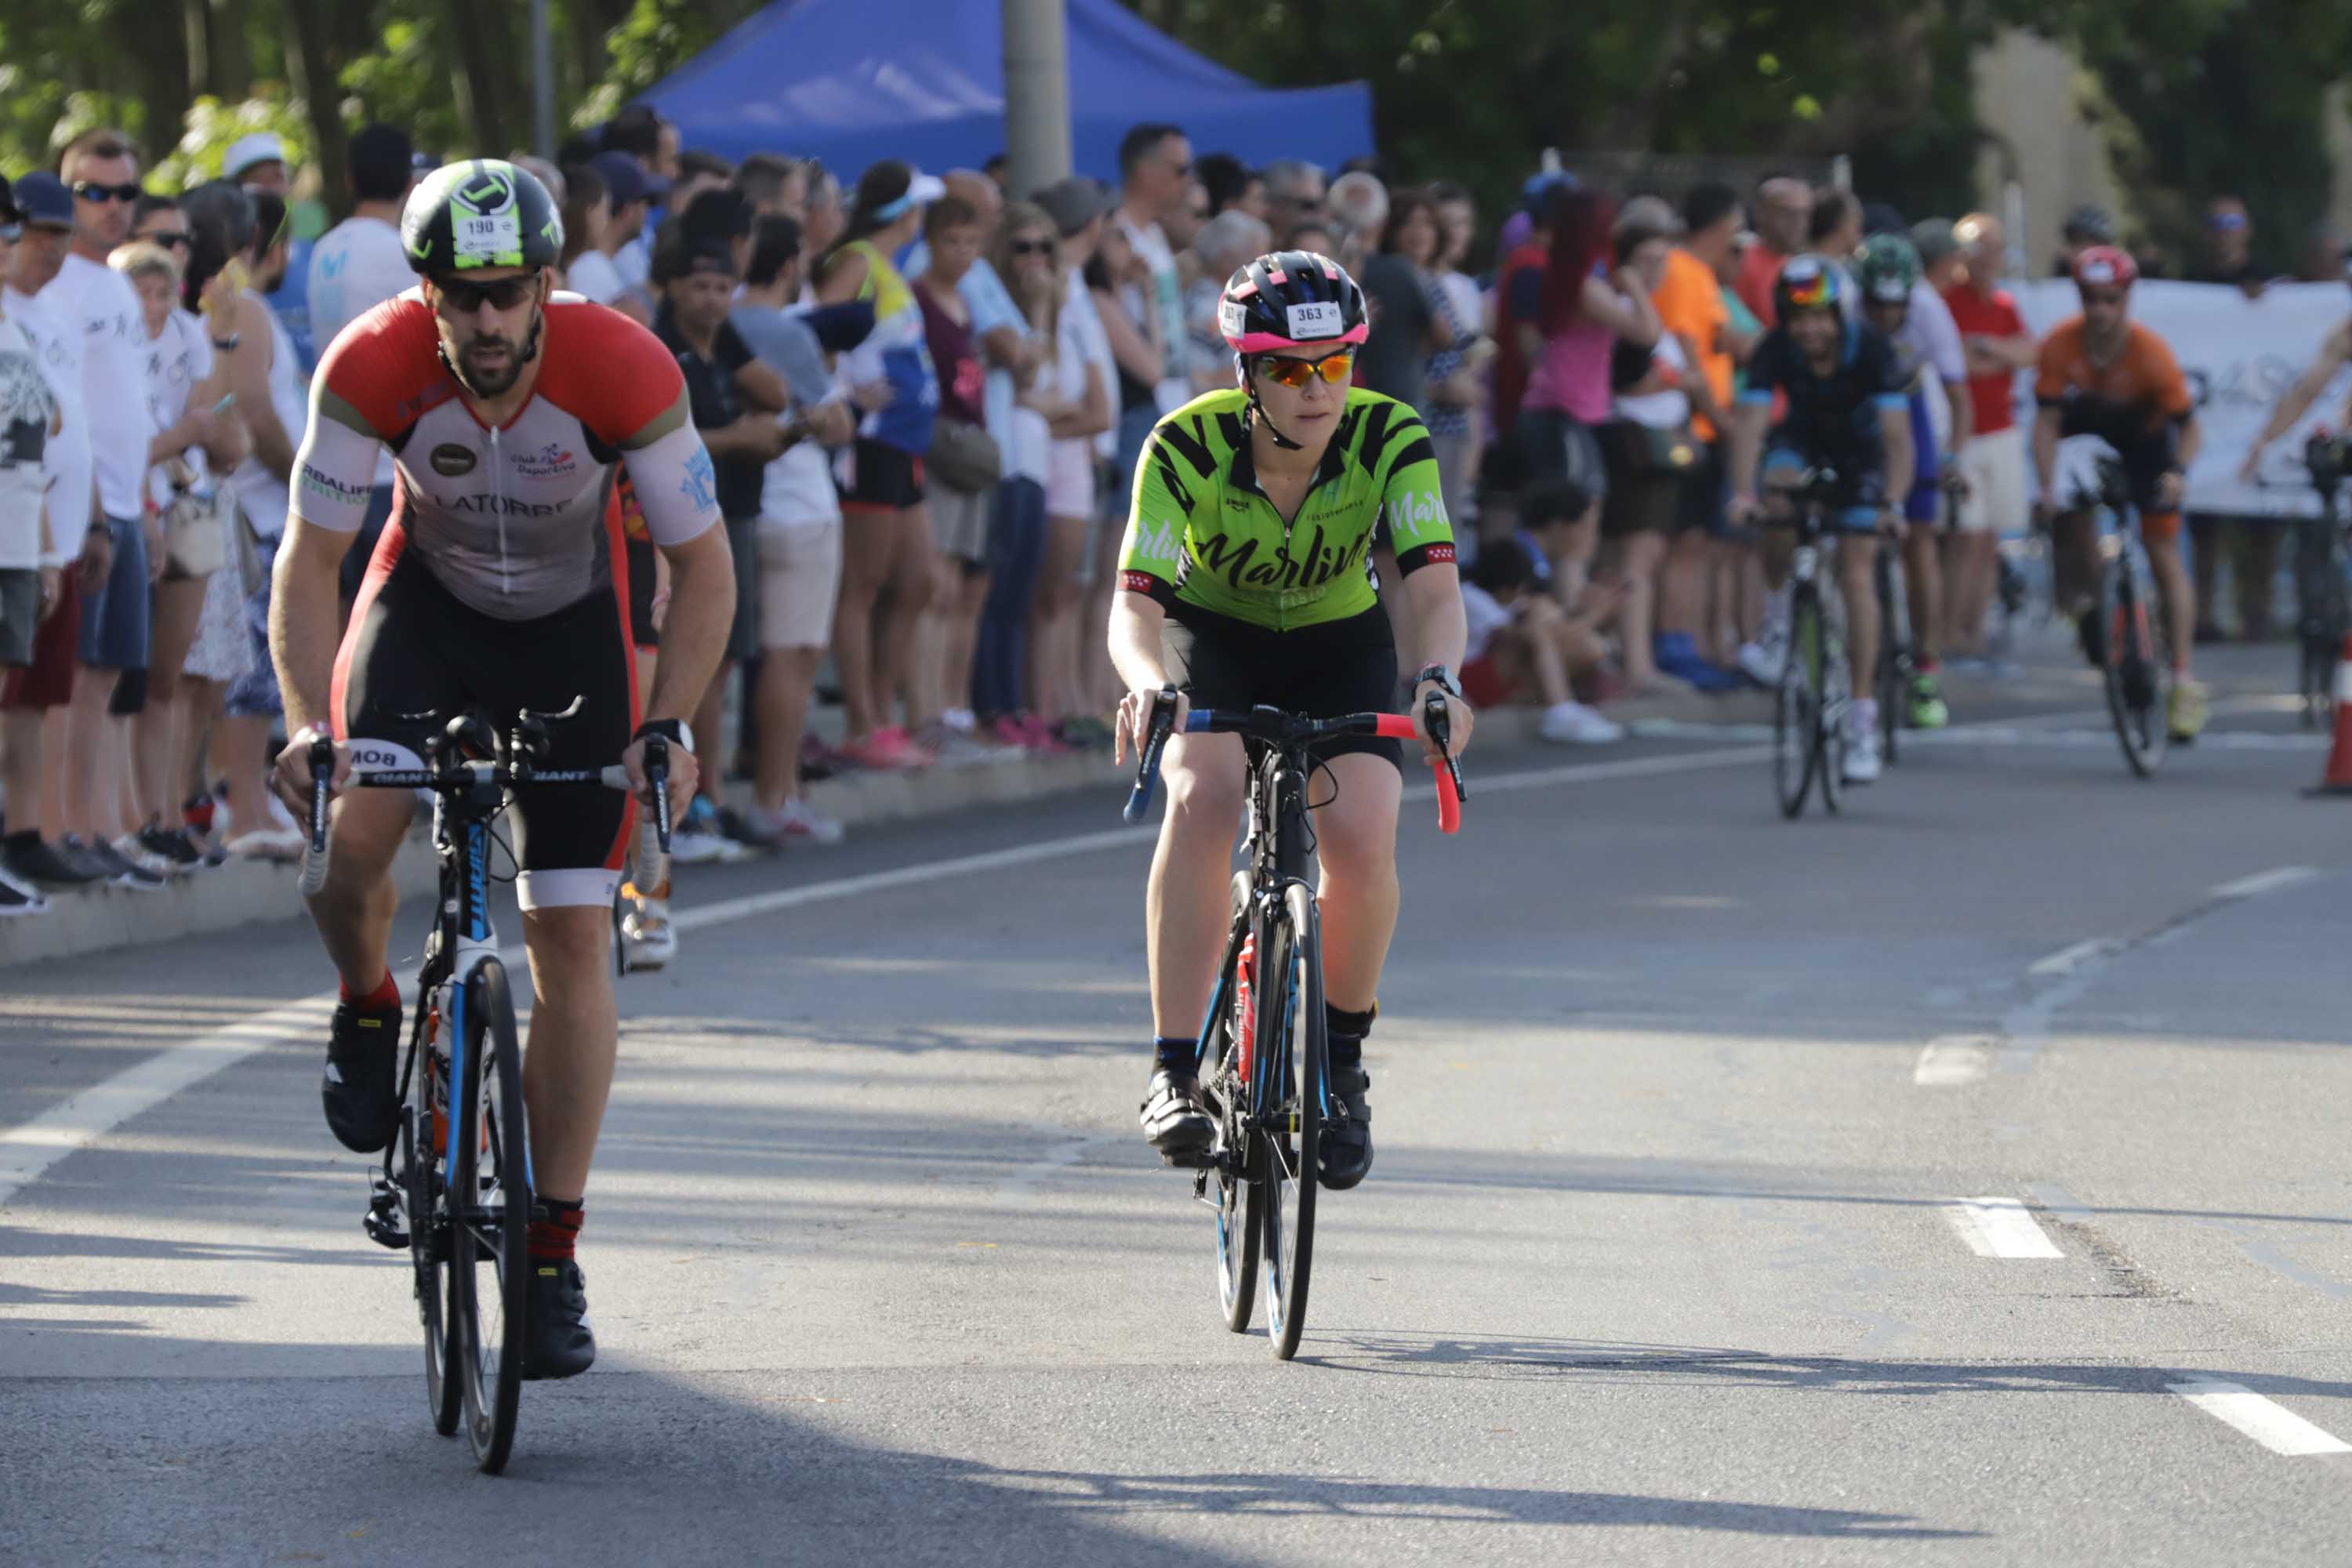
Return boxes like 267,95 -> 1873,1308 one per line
1425,695 -> 1467,803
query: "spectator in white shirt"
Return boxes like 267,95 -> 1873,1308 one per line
1112,122 -> 1192,418
56,132 -> 169,885
578,151 -> 656,321
307,123 -> 419,609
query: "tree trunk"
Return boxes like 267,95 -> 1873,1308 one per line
442,0 -> 511,155
282,0 -> 350,216
184,0 -> 210,96
207,0 -> 252,99
129,17 -> 195,167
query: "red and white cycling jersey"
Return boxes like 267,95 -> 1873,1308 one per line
292,291 -> 720,619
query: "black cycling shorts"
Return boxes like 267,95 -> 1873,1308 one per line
333,543 -> 638,910
1160,603 -> 1403,772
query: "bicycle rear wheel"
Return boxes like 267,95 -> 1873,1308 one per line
451,960 -> 530,1473
405,1068 -> 461,1437
1211,876 -> 1260,1334
1875,548 -> 1905,765
1774,592 -> 1820,819
1258,883 -> 1323,1362
1804,593 -> 1843,815
2100,552 -> 2169,777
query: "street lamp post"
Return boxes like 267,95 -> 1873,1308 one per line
1002,0 -> 1073,197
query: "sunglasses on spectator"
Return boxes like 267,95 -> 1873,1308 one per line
2079,288 -> 2129,307
2207,211 -> 2248,231
137,230 -> 190,250
73,180 -> 142,204
1258,350 -> 1353,389
1008,238 -> 1054,256
431,272 -> 541,312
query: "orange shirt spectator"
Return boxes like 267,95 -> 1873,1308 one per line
1656,246 -> 1731,439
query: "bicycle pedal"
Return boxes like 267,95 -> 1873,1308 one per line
362,1182 -> 409,1250
1160,1146 -> 1216,1171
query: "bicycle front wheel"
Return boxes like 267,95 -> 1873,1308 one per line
452,960 -> 531,1473
1258,883 -> 1323,1362
2100,553 -> 2169,777
1212,875 -> 1260,1334
405,1073 -> 460,1437
1875,548 -> 1905,765
1774,593 -> 1820,819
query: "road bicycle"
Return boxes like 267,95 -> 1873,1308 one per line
2069,455 -> 2172,778
300,700 -> 668,1472
1773,466 -> 1853,818
2287,431 -> 2351,728
1872,535 -> 1915,767
1125,695 -> 1461,1359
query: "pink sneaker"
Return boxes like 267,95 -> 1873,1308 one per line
991,715 -> 1030,749
1015,713 -> 1069,754
848,724 -> 935,770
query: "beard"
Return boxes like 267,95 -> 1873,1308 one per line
445,310 -> 543,398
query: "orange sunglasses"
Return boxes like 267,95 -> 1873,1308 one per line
1258,350 -> 1355,390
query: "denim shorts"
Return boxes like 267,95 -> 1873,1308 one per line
78,514 -> 151,670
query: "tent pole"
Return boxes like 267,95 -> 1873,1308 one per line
1002,0 -> 1073,195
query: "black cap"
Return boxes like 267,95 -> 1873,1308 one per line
1031,176 -> 1114,238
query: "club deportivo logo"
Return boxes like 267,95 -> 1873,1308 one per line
430,442 -> 478,477
514,441 -> 577,479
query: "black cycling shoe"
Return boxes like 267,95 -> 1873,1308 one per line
321,996 -> 403,1152
1140,1069 -> 1214,1163
2075,607 -> 2107,670
521,1258 -> 597,1380
1318,1062 -> 1374,1191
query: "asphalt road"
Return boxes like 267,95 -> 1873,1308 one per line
8,639 -> 2352,1566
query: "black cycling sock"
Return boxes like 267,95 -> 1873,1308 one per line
1326,1004 -> 1374,1069
1152,1036 -> 1197,1076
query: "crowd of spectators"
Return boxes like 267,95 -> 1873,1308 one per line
0,104 -> 2334,913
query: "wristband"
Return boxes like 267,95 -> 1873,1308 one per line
37,551 -> 64,569
633,718 -> 695,753
1416,663 -> 1464,702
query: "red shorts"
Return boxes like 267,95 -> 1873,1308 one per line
0,590 -> 78,710
1461,652 -> 1516,710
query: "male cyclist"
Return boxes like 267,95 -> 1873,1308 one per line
2030,245 -> 2205,741
1856,233 -> 1970,728
267,162 -> 735,1377
1109,250 -> 1472,1190
1726,254 -> 1915,784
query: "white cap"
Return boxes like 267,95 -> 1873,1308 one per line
905,171 -> 948,206
223,132 -> 289,180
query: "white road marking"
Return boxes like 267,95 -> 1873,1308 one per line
1944,1196 -> 2065,1258
0,742 -> 1770,1210
0,996 -> 335,1210
2210,865 -> 2321,901
2168,1380 -> 2352,1456
1913,1037 -> 1994,1086
2027,938 -> 2120,977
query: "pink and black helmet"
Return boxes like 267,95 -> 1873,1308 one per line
1218,249 -> 1370,356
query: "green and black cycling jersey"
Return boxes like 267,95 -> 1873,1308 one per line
1118,387 -> 1456,632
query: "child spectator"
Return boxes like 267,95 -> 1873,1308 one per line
1460,537 -> 1622,745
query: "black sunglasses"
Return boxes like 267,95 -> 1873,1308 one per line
72,180 -> 141,204
137,230 -> 190,250
432,271 -> 541,312
1008,238 -> 1054,256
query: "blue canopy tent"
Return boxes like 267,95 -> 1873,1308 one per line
637,0 -> 1374,183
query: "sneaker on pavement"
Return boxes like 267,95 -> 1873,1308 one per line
1907,673 -> 1950,730
2,833 -> 101,888
619,895 -> 677,972
0,867 -> 48,916
227,827 -> 306,863
713,804 -> 772,853
844,725 -> 934,771
670,797 -> 751,864
1537,701 -> 1625,744
521,1258 -> 597,1380
112,834 -> 183,880
72,835 -> 167,891
748,798 -> 845,846
2168,678 -> 2208,742
1844,709 -> 1883,785
138,820 -> 208,871
323,990 -> 403,1152
916,720 -> 997,768
1654,633 -> 1744,694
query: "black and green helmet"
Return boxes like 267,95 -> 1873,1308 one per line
401,158 -> 563,274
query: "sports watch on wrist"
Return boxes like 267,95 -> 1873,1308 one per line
633,718 -> 695,752
1416,663 -> 1463,702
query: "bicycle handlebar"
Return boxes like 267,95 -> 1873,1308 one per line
1124,690 -> 1465,835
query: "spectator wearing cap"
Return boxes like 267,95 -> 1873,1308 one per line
814,160 -> 949,770
306,123 -> 419,609
224,132 -> 316,374
0,172 -> 95,887
1941,212 -> 2034,667
1649,180 -> 1744,688
1737,175 -> 1812,326
1913,218 -> 1964,292
2053,205 -> 2115,279
1112,122 -> 1194,423
51,130 -> 168,885
579,151 -> 657,317
2187,194 -> 2281,641
601,107 -> 677,292
1259,159 -> 1327,247
652,229 -> 793,828
0,173 -> 72,907
1026,175 -> 1121,730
